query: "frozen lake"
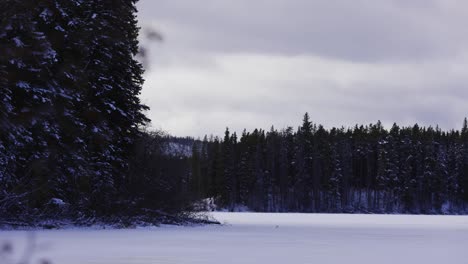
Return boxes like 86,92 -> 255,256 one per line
1,213 -> 468,264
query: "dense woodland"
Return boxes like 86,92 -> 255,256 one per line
1,1 -> 467,227
187,115 -> 468,214
0,0 -> 197,225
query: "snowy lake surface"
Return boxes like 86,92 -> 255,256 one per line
1,212 -> 468,264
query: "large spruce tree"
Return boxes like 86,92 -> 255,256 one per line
0,0 -> 148,217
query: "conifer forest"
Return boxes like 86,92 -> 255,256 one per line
187,114 -> 468,214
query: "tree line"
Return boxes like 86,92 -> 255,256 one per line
189,114 -> 468,214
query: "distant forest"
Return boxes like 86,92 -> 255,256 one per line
184,114 -> 468,214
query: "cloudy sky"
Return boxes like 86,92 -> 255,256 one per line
136,0 -> 468,137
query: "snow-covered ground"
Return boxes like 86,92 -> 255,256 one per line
1,213 -> 468,264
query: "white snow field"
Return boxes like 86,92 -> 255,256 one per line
1,212 -> 468,264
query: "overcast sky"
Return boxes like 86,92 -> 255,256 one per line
136,0 -> 468,137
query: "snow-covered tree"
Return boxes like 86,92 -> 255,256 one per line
1,0 -> 149,217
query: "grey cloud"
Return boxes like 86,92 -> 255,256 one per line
140,54 -> 468,136
138,0 -> 468,62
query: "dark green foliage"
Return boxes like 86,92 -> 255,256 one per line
191,115 -> 468,214
0,0 -> 154,220
126,132 -> 193,215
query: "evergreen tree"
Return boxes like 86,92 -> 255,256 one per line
329,142 -> 343,212
459,118 -> 468,204
190,141 -> 202,199
298,113 -> 314,211
1,0 -> 149,218
237,130 -> 255,207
